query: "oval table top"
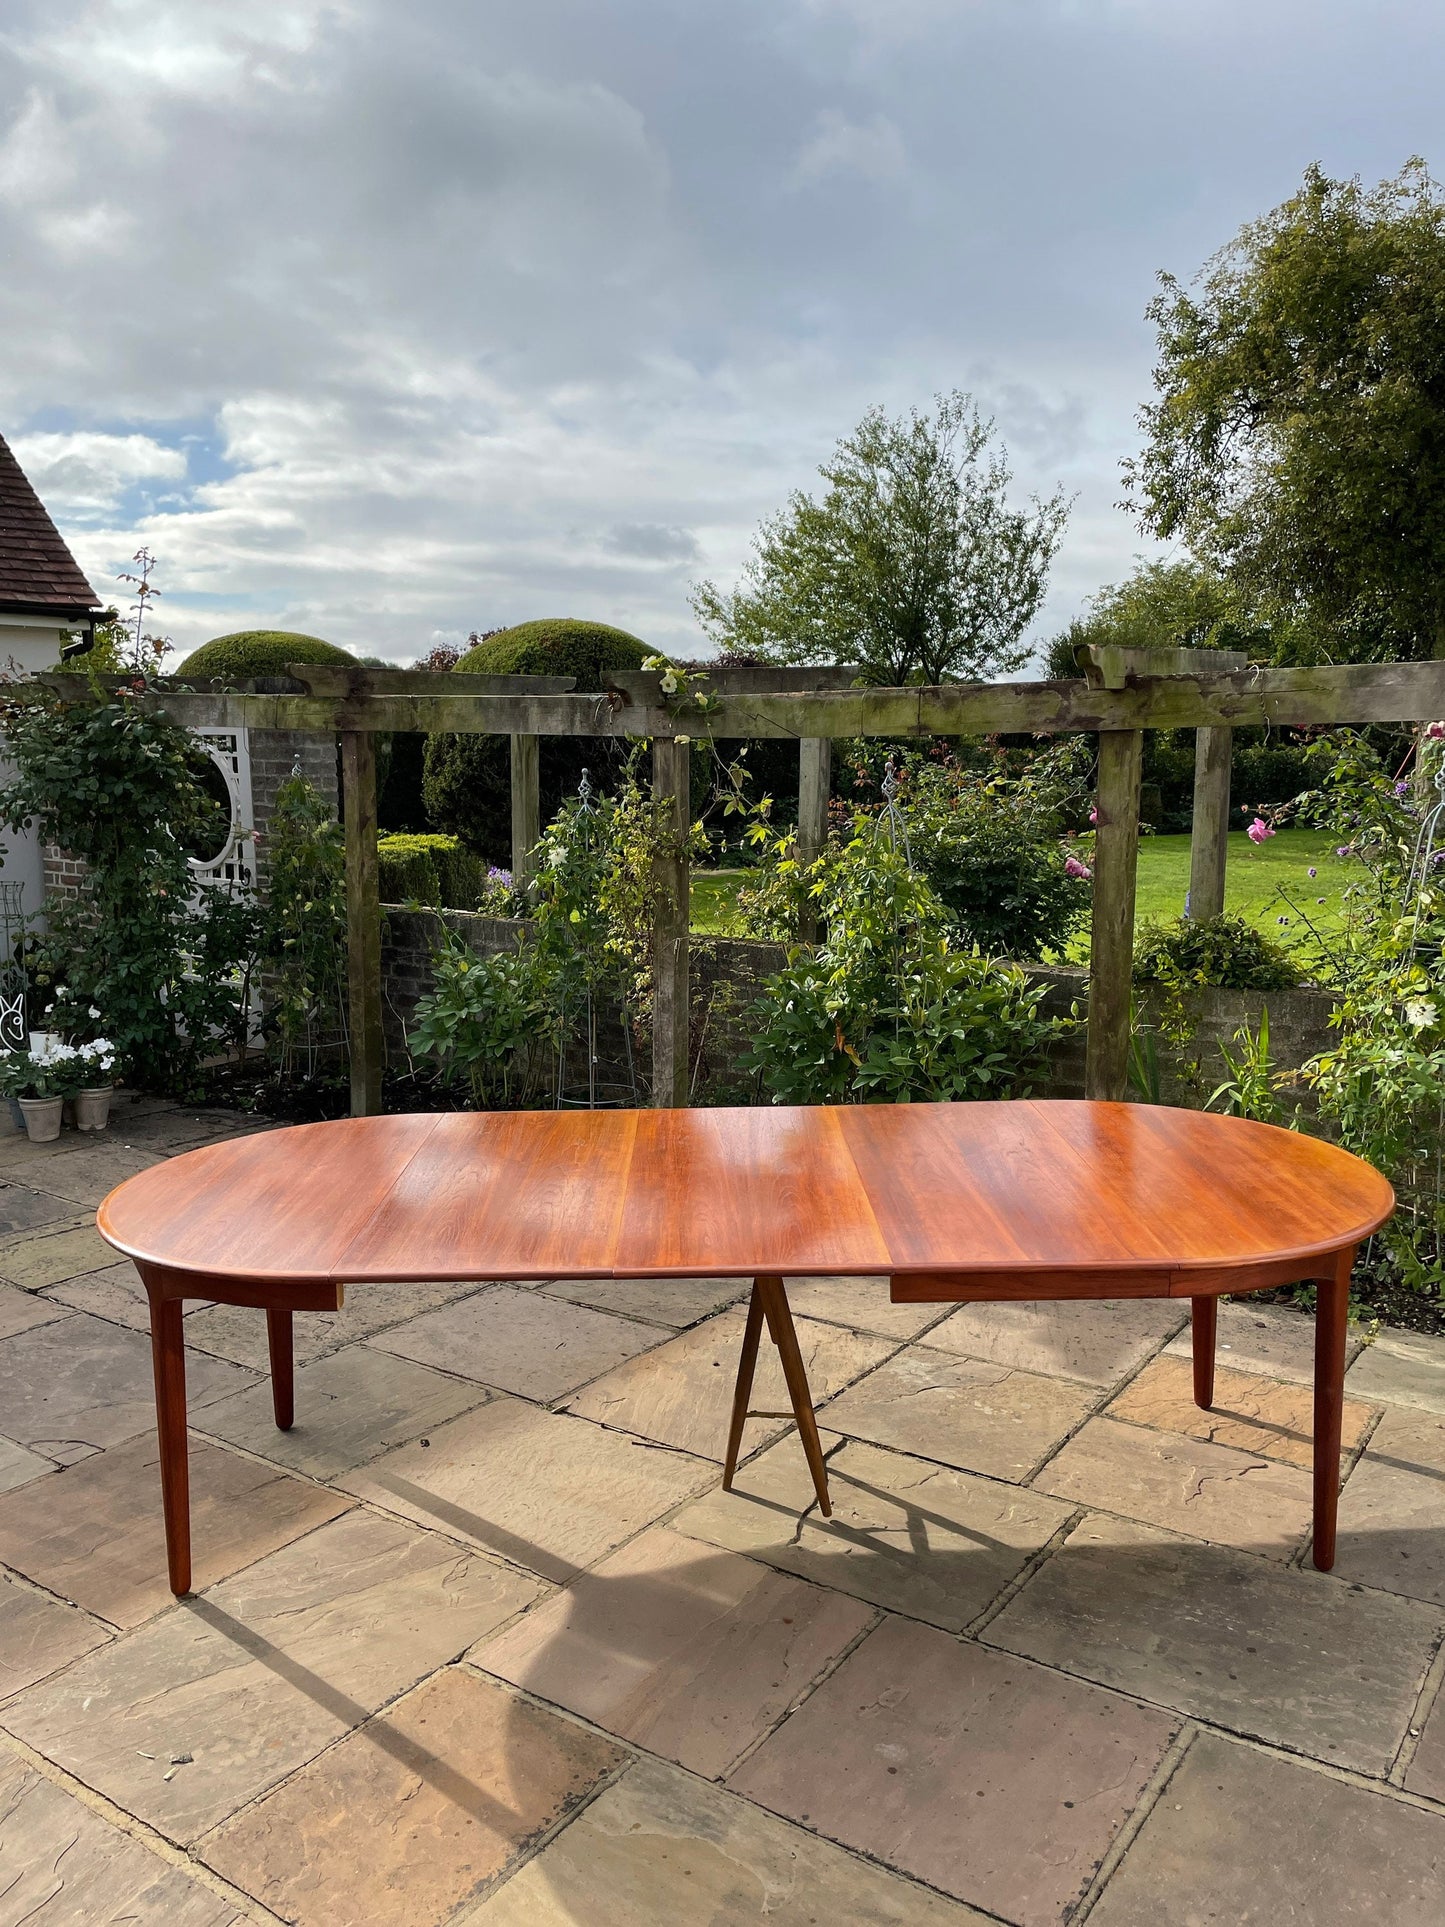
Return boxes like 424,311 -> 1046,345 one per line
98,1099 -> 1394,1294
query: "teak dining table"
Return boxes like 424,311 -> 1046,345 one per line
96,1099 -> 1394,1597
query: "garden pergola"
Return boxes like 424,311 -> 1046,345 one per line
124,651 -> 1445,1114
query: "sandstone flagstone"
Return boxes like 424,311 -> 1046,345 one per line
1332,1403 -> 1445,1605
1090,1730 -> 1445,1925
0,1184 -> 78,1235
778,1275 -> 951,1341
1407,1673 -> 1445,1801
731,1615 -> 1177,1926
18,1142 -> 169,1210
1165,1298 -> 1361,1385
1107,1352 -> 1374,1468
43,1260 -> 207,1333
461,1753 -> 989,1925
474,1524 -> 874,1779
341,1398 -> 713,1584
185,1277 -> 482,1371
0,1282 -> 67,1340
929,1297 -> 1186,1386
5,1508 -> 543,1841
566,1309 -> 893,1461
0,1756 -> 242,1926
0,1222 -> 117,1289
201,1667 -> 624,1927
541,1273 -> 748,1329
673,1431 -> 1074,1632
0,1570 -> 109,1698
197,1343 -> 490,1478
0,1433 -> 353,1628
1033,1415 -> 1314,1556
987,1512 -> 1440,1774
1347,1327 -> 1445,1415
0,1310 -> 252,1454
372,1286 -> 667,1400
819,1344 -> 1097,1481
0,1432 -> 55,1494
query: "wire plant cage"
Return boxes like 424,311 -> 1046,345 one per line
552,770 -> 640,1110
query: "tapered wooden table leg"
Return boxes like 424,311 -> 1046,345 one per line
757,1275 -> 832,1517
1191,1295 -> 1217,1410
722,1284 -> 765,1491
267,1308 -> 294,1430
1311,1248 -> 1353,1573
142,1272 -> 192,1597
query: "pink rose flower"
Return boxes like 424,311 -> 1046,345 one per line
1427,721 -> 1445,740
1246,817 -> 1274,845
1088,807 -> 1097,825
1064,855 -> 1092,880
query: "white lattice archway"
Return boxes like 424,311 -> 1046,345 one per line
188,727 -> 257,898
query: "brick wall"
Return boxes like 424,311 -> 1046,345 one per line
249,729 -> 338,892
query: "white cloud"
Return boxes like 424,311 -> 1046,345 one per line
793,110 -> 906,187
8,431 -> 187,516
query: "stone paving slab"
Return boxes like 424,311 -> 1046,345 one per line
0,1282 -> 67,1340
1332,1404 -> 1445,1606
18,1142 -> 170,1210
42,1260 -> 204,1333
819,1345 -> 1098,1481
4,1509 -> 543,1842
541,1274 -> 749,1329
462,1752 -> 989,1925
200,1667 -> 625,1927
673,1431 -> 1075,1633
730,1614 -> 1178,1926
1407,1671 -> 1445,1801
197,1343 -> 490,1479
0,1184 -> 80,1235
1090,1729 -> 1445,1925
185,1277 -> 482,1371
1164,1298 -> 1362,1385
1348,1327 -> 1445,1414
474,1525 -> 874,1779
0,1311 -> 253,1456
566,1310 -> 893,1462
0,1754 -> 243,1926
341,1398 -> 714,1585
0,1433 -> 353,1629
372,1285 -> 668,1401
0,1571 -> 110,1699
0,1433 -> 56,1496
779,1275 -> 953,1341
987,1512 -> 1442,1775
1034,1415 -> 1314,1557
0,1222 -> 117,1290
928,1298 -> 1187,1386
1108,1353 -> 1374,1468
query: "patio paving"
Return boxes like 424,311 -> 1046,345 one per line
0,1098 -> 1442,1923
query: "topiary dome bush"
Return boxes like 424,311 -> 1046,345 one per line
423,619 -> 650,859
175,630 -> 358,683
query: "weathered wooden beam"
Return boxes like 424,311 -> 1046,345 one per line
796,738 -> 831,945
1188,726 -> 1233,921
340,731 -> 383,1117
1086,731 -> 1144,1102
129,658 -> 1445,740
509,733 -> 541,887
287,666 -> 577,698
651,737 -> 691,1108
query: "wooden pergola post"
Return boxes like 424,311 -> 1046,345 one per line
341,730 -> 383,1117
1086,729 -> 1143,1101
796,737 -> 831,944
1188,726 -> 1233,921
509,733 -> 540,887
651,737 -> 691,1107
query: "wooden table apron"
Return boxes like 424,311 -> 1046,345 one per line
96,1101 -> 1394,1597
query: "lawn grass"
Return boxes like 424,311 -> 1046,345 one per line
690,828 -> 1357,961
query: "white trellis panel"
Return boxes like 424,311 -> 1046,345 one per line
188,728 -> 257,897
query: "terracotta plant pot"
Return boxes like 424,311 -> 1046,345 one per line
18,1096 -> 63,1143
75,1086 -> 113,1133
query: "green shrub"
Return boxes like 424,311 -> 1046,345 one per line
1133,912 -> 1303,990
377,833 -> 497,909
422,619 -> 649,857
174,630 -> 357,683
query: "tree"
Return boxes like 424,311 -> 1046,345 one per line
1126,160 -> 1445,663
693,392 -> 1069,684
1042,558 -> 1274,678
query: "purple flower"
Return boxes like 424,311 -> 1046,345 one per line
1307,867 -> 1317,878
1336,845 -> 1349,857
1396,780 -> 1411,797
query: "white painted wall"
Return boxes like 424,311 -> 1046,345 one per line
0,612 -> 85,926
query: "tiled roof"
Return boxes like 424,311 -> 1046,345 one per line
0,431 -> 100,616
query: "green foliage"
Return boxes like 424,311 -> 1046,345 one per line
740,821 -> 1066,1104
1133,912 -> 1303,991
175,630 -> 356,682
421,619 -> 649,856
406,927 -> 556,1108
693,391 -> 1069,686
258,774 -> 348,1079
1208,1009 -> 1288,1125
0,687 -> 259,1091
377,834 -> 508,911
1043,558 -> 1281,678
1127,159 -> 1445,662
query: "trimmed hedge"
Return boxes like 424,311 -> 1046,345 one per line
175,630 -> 357,682
377,834 -> 489,909
422,619 -> 650,857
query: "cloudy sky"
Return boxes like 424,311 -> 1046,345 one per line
2,1 -> 1441,666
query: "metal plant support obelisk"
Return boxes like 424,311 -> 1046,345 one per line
0,884 -> 28,1054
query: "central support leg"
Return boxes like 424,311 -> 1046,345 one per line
141,1270 -> 192,1597
722,1276 -> 832,1516
1311,1248 -> 1353,1573
1191,1295 -> 1217,1410
267,1308 -> 295,1430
